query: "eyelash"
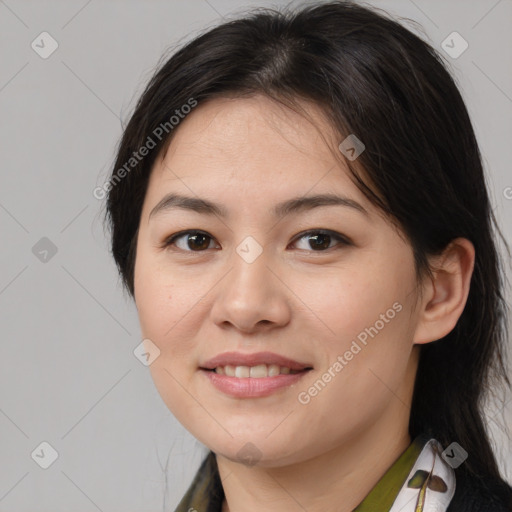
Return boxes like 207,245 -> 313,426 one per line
160,229 -> 352,254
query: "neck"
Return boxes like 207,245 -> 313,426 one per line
217,412 -> 412,512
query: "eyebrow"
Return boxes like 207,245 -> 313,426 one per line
148,192 -> 368,221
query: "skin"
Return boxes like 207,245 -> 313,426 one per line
133,94 -> 475,512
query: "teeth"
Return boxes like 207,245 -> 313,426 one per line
235,366 -> 250,378
249,364 -> 267,378
268,364 -> 280,376
224,365 -> 236,377
214,364 -> 302,377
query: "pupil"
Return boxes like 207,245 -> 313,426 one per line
311,234 -> 330,250
189,233 -> 209,250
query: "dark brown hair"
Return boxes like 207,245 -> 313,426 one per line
103,0 -> 512,498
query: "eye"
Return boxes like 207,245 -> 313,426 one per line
291,229 -> 351,251
161,229 -> 351,253
162,230 -> 218,252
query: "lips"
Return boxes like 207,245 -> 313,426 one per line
200,351 -> 313,372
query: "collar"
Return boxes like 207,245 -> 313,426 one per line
174,434 -> 456,512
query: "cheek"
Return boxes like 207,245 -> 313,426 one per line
134,253 -> 181,348
295,255 -> 416,397
134,259 -> 202,419
298,260 -> 405,346
295,305 -> 414,446
134,268 -> 171,339
134,250 -> 210,368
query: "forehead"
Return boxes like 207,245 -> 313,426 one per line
170,94 -> 335,149
159,95 -> 342,173
142,94 -> 370,217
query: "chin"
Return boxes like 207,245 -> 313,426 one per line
205,434 -> 308,468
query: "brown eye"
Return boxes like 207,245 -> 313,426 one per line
163,231 -> 217,252
186,233 -> 211,250
162,229 -> 351,253
307,233 -> 332,250
291,230 -> 351,251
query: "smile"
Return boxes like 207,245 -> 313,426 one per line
200,367 -> 312,398
213,364 -> 302,377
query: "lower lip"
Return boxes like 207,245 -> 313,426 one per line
200,369 -> 311,398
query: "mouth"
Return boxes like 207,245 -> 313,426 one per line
200,350 -> 313,373
199,366 -> 313,398
201,364 -> 312,377
198,352 -> 313,398
198,351 -> 313,398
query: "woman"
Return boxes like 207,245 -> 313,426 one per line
103,1 -> 512,510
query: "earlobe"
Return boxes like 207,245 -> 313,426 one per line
413,238 -> 475,345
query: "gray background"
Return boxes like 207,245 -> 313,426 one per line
1,0 -> 511,511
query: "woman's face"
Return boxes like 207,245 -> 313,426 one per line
134,95 -> 425,467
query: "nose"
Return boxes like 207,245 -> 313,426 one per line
209,245 -> 291,334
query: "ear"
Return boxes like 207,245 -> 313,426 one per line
413,237 -> 475,345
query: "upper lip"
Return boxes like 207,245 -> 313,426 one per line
200,351 -> 313,371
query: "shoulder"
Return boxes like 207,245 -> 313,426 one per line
447,468 -> 512,512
